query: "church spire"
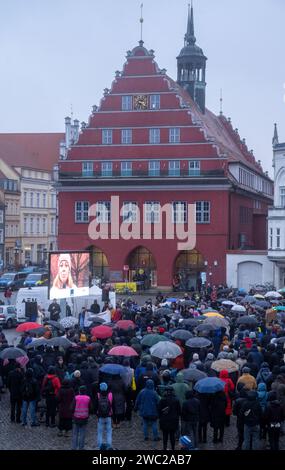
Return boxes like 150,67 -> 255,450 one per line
272,123 -> 279,146
185,2 -> 196,46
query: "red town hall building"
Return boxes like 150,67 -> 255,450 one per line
57,6 -> 273,290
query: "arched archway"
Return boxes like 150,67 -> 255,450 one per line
87,246 -> 109,282
126,246 -> 157,289
237,261 -> 262,291
173,249 -> 205,291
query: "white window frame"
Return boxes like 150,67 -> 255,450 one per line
172,201 -> 187,223
36,192 -> 40,208
102,129 -> 113,145
121,161 -> 132,177
96,201 -> 111,223
75,201 -> 89,223
30,192 -> 34,208
144,201 -> 160,223
121,129 -> 132,144
101,161 -> 113,177
24,218 -> 27,235
189,160 -> 200,176
24,191 -> 27,207
148,160 -> 160,176
280,187 -> 285,207
169,160 -> 180,176
150,94 -> 160,110
42,218 -> 46,234
0,229 -> 3,244
122,95 -> 133,111
149,128 -> 160,144
82,161 -> 93,177
0,210 -> 3,224
276,228 -> 281,249
37,217 -> 40,234
122,202 -> 138,223
269,227 -> 273,249
51,217 -> 56,235
42,193 -> 46,208
169,128 -> 180,143
30,217 -> 34,234
196,201 -> 210,223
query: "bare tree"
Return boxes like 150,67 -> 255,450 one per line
72,253 -> 89,287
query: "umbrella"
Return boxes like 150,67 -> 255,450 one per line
275,337 -> 285,344
155,308 -> 172,317
26,338 -> 49,349
265,291 -> 282,299
0,347 -> 28,359
222,301 -> 236,307
216,298 -> 229,303
44,320 -> 65,332
217,288 -> 231,295
141,334 -> 170,347
255,300 -> 271,308
211,359 -> 239,373
16,322 -> 42,332
89,317 -> 106,326
231,305 -> 246,313
204,317 -> 229,329
48,337 -> 74,348
182,368 -> 207,382
60,317 -> 78,328
108,346 -> 138,357
166,298 -> 178,303
180,318 -> 199,328
243,295 -> 256,303
254,294 -> 265,299
238,288 -> 247,295
204,312 -> 224,318
114,320 -> 136,330
91,325 -> 113,339
194,377 -> 225,394
171,330 -> 193,341
179,300 -> 197,307
150,341 -> 182,359
203,309 -> 219,314
186,337 -> 212,348
195,323 -> 215,334
99,364 -> 126,375
236,316 -> 258,326
28,327 -> 47,336
273,306 -> 285,311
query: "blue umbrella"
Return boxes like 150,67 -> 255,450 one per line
194,377 -> 225,394
166,298 -> 178,303
99,364 -> 125,375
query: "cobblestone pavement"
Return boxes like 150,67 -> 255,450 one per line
0,390 -> 284,450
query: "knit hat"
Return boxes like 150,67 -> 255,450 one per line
193,353 -> 199,361
249,332 -> 256,339
179,435 -> 194,450
100,382 -> 108,392
161,359 -> 168,367
206,353 -> 214,360
73,370 -> 81,378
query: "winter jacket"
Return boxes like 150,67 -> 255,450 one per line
257,383 -> 268,411
211,391 -> 227,426
240,391 -> 262,427
57,384 -> 75,419
41,373 -> 61,397
219,370 -> 234,415
181,393 -> 200,423
264,400 -> 284,425
7,369 -> 24,400
21,376 -> 40,402
237,373 -> 257,391
110,377 -> 127,415
171,373 -> 190,406
247,346 -> 264,369
233,392 -> 248,430
158,392 -> 181,431
134,379 -> 160,420
256,363 -> 271,388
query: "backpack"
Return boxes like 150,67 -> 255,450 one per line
42,378 -> 55,397
22,380 -> 34,400
97,393 -> 111,417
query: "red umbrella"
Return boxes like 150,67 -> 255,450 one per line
108,346 -> 138,357
114,320 -> 135,330
16,322 -> 42,332
91,325 -> 113,339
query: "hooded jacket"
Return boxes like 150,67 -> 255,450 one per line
247,345 -> 264,369
219,370 -> 235,415
256,363 -> 271,388
240,391 -> 262,426
158,388 -> 181,431
257,383 -> 268,411
237,372 -> 257,391
134,379 -> 160,419
171,373 -> 190,406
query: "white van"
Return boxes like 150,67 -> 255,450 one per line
16,286 -> 116,323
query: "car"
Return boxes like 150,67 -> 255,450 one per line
0,305 -> 17,328
0,272 -> 29,290
23,272 -> 48,287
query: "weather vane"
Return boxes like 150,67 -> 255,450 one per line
140,3 -> 144,42
220,89 -> 223,115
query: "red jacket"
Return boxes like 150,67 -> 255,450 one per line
41,374 -> 61,396
219,370 -> 234,415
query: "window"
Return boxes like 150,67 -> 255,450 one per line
36,192 -> 40,208
122,95 -> 132,111
75,201 -> 89,223
0,210 -> 3,224
280,187 -> 285,207
101,161 -> 113,177
144,201 -> 160,223
149,128 -> 160,144
172,201 -> 187,223
276,228 -> 281,249
82,162 -> 93,177
169,160 -> 180,176
269,227 -> 273,249
0,229 -> 4,244
42,218 -> 46,234
253,199 -> 261,210
102,129 -> 113,144
96,201 -> 111,223
240,206 -> 252,225
121,161 -> 132,177
196,201 -> 210,223
24,218 -> 27,234
189,160 -> 200,176
51,217 -> 56,235
150,94 -> 160,110
169,128 -> 180,143
121,129 -> 132,144
30,217 -> 34,234
51,193 -> 56,209
122,202 -> 138,223
24,191 -> 27,207
148,160 -> 160,176
30,192 -> 34,207
42,193 -> 46,208
37,217 -> 40,234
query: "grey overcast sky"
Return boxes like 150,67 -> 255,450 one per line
0,0 -> 284,175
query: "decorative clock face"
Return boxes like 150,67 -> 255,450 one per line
134,95 -> 148,110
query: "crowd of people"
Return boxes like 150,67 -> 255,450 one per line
0,285 -> 285,451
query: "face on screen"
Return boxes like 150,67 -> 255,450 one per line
59,259 -> 70,285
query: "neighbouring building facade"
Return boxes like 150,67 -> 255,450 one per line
0,133 -> 64,267
57,6 -> 273,290
268,124 -> 285,289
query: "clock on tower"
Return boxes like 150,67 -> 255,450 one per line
134,95 -> 148,110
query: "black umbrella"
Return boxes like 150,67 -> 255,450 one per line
171,330 -> 193,341
236,316 -> 258,326
0,347 -> 27,359
48,337 -> 74,348
275,337 -> 285,344
156,307 -> 172,316
26,338 -> 49,349
44,320 -> 65,332
195,323 -> 215,334
186,337 -> 212,348
182,368 -> 207,382
243,295 -> 256,304
180,319 -> 199,328
217,288 -> 231,295
28,327 -> 46,336
179,300 -> 197,307
216,298 -> 228,303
